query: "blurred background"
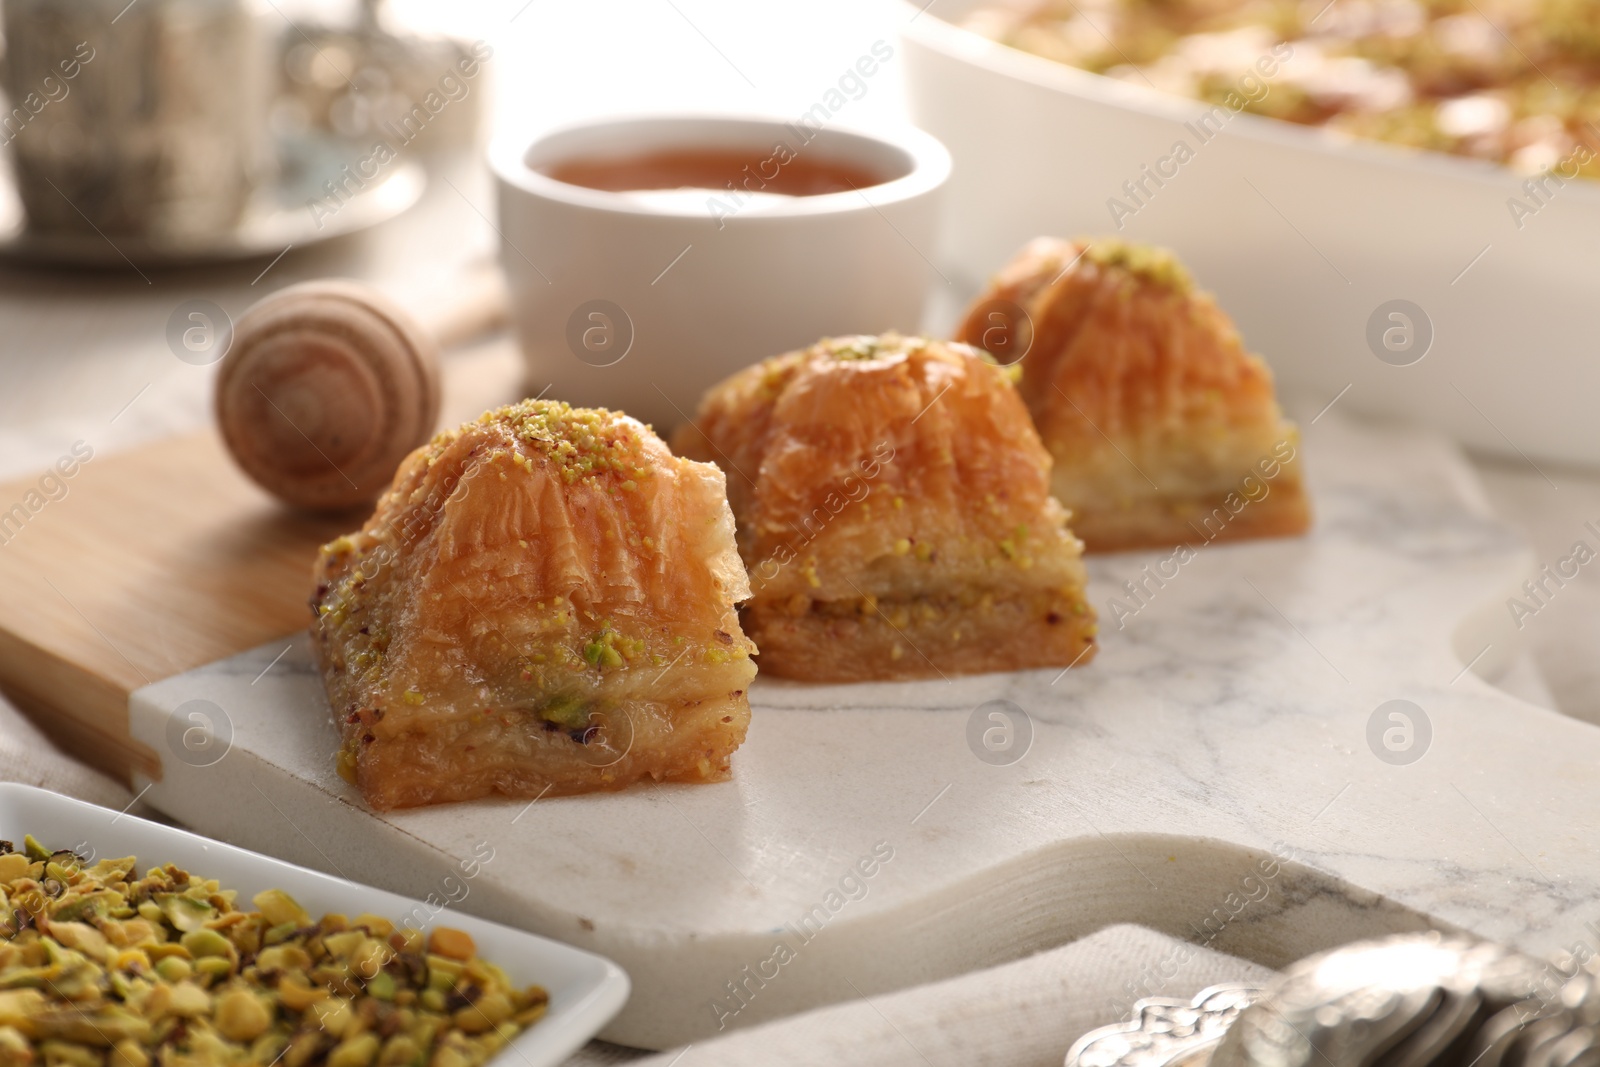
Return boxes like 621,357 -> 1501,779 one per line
0,0 -> 908,461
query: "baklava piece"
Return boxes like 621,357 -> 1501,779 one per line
672,334 -> 1097,683
311,399 -> 756,810
958,237 -> 1310,552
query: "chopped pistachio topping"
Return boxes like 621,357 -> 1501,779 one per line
0,838 -> 547,1065
580,624 -> 645,671
495,398 -> 654,486
537,693 -> 591,730
1078,239 -> 1193,293
420,399 -> 654,489
821,336 -> 888,361
816,334 -> 929,362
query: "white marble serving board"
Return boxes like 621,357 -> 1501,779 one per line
131,412 -> 1600,1050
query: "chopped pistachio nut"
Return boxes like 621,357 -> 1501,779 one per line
581,624 -> 645,671
0,840 -> 548,1065
537,693 -> 591,730
582,630 -> 625,670
1080,238 -> 1193,293
819,336 -> 878,361
503,399 -> 651,487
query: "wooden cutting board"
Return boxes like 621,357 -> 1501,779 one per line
0,341 -> 529,783
0,430 -> 346,781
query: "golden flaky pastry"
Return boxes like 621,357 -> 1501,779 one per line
673,334 -> 1097,682
311,399 -> 756,810
957,238 -> 1311,552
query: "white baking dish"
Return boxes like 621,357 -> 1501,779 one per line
902,1 -> 1600,468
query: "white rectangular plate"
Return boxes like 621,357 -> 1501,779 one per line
130,412 -> 1600,1050
0,782 -> 629,1067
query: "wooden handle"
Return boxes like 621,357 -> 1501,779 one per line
215,280 -> 442,512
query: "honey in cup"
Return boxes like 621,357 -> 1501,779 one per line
542,147 -> 891,216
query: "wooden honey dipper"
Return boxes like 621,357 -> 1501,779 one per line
215,270 -> 506,511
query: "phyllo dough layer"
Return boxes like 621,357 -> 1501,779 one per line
958,237 -> 1310,552
311,399 -> 756,810
674,334 -> 1097,682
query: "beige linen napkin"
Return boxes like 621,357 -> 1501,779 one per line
565,924 -> 1275,1067
0,693 -> 135,813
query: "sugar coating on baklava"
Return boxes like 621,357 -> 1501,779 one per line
311,399 -> 756,810
673,333 -> 1097,682
958,237 -> 1310,552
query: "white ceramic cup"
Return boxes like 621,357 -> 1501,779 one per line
490,114 -> 951,431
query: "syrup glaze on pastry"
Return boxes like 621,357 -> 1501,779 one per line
311,399 -> 756,810
958,237 -> 1310,552
673,334 -> 1097,682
